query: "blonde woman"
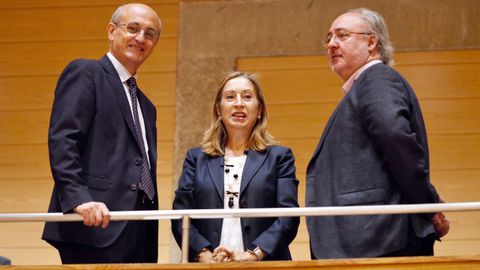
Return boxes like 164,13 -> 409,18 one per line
172,72 -> 299,263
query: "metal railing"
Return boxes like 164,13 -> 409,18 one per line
1,202 -> 480,263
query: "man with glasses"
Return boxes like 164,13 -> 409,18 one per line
306,8 -> 450,259
42,3 -> 162,263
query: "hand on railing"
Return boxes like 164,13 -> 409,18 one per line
196,248 -> 215,263
231,250 -> 261,262
211,246 -> 234,262
208,246 -> 262,262
432,198 -> 450,237
432,212 -> 450,237
196,246 -> 235,263
74,201 -> 110,228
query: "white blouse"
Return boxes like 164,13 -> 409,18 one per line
219,155 -> 247,252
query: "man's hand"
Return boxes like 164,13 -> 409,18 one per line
432,212 -> 450,237
74,202 -> 110,228
432,198 -> 450,237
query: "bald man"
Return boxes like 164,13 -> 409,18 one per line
42,3 -> 162,263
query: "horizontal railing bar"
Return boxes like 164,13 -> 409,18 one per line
0,202 -> 479,223
0,210 -> 183,222
185,202 -> 480,219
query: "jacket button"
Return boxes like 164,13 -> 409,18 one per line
130,184 -> 138,191
239,200 -> 247,208
135,158 -> 141,166
244,225 -> 251,234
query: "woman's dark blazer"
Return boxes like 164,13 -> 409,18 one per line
172,145 -> 300,262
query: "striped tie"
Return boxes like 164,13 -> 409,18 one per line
127,77 -> 155,201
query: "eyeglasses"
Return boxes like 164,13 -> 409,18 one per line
115,22 -> 160,41
323,29 -> 372,48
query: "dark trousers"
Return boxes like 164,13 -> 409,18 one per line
55,192 -> 158,264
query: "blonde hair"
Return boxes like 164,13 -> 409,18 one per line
201,71 -> 278,156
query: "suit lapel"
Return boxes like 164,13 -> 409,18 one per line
207,155 -> 225,200
240,149 -> 268,194
100,56 -> 140,147
307,94 -> 347,172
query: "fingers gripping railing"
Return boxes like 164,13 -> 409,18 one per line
1,202 -> 480,263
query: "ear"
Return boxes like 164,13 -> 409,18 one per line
367,34 -> 378,53
107,23 -> 116,42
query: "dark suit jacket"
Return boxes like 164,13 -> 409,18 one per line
306,63 -> 440,259
172,146 -> 300,262
42,55 -> 158,248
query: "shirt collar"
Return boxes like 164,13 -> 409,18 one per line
342,59 -> 383,94
106,52 -> 136,83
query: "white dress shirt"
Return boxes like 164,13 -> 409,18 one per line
107,52 -> 150,166
219,155 -> 247,252
342,59 -> 383,94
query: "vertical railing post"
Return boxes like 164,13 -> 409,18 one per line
181,215 -> 190,263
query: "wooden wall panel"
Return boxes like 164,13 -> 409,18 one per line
429,134 -> 480,170
0,73 -> 175,111
0,179 -> 52,213
0,145 -> 50,180
397,64 -> 480,99
141,73 -> 177,106
394,51 -> 480,65
0,176 -> 171,213
241,53 -> 480,102
258,69 -> 344,103
0,141 -> 173,181
0,3 -> 178,42
266,100 -> 480,138
237,50 -> 480,258
433,170 -> 480,202
0,77 -> 56,110
280,135 -> 480,184
421,99 -> 480,133
0,111 -> 50,144
0,39 -> 176,76
0,1 -> 179,9
0,106 -> 174,144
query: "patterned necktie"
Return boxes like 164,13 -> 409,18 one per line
126,77 -> 155,201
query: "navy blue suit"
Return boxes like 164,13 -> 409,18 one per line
42,55 -> 158,262
172,146 -> 299,262
306,63 -> 440,258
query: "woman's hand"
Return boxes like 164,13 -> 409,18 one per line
196,248 -> 215,263
231,251 -> 259,262
212,246 -> 234,262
